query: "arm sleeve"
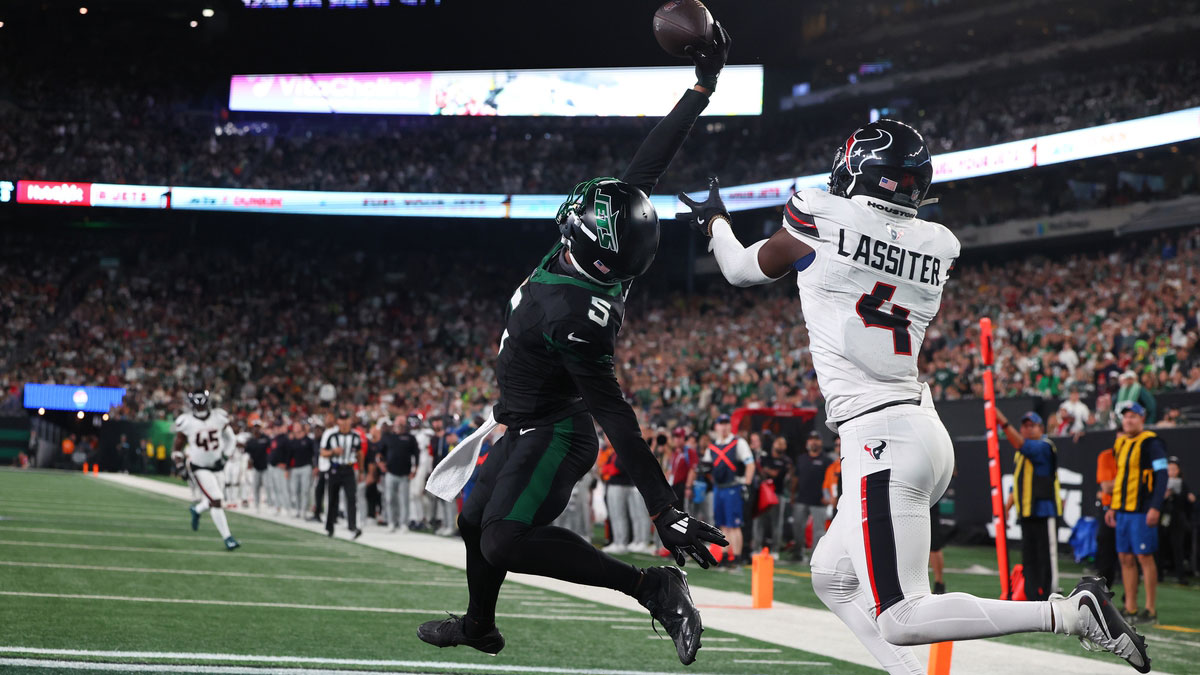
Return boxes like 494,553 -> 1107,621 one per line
553,324 -> 676,515
620,88 -> 710,196
1146,438 -> 1169,511
710,218 -> 777,287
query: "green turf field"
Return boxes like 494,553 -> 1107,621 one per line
608,530 -> 1200,674
0,469 -> 875,675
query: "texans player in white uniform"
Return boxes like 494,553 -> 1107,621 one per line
678,120 -> 1149,673
172,390 -> 241,550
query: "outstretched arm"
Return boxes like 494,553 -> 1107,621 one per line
621,22 -> 730,196
678,179 -> 813,285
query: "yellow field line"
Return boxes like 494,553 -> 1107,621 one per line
1156,624 -> 1200,634
775,568 -> 811,579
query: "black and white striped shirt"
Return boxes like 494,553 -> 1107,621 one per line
320,427 -> 364,468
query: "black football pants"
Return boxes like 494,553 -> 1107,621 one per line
459,411 -> 643,629
1020,515 -> 1054,600
325,465 -> 357,533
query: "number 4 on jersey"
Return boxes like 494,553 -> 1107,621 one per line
856,282 -> 912,355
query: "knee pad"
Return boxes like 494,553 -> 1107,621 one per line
480,520 -> 529,570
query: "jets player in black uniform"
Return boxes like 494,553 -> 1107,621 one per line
418,24 -> 732,667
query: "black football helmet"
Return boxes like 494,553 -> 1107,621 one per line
556,177 -> 659,284
187,389 -> 211,418
829,119 -> 932,209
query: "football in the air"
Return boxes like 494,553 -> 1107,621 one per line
653,0 -> 714,58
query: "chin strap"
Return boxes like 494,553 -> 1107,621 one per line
563,248 -> 615,286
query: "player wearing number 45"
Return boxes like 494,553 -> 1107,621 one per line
417,21 -> 731,667
171,389 -> 240,551
678,120 -> 1151,673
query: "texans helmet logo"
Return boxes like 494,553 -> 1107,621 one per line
864,440 -> 887,459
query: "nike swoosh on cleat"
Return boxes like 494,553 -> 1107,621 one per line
1079,595 -> 1110,638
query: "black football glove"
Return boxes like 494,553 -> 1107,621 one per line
654,506 -> 729,569
677,177 -> 730,237
685,20 -> 731,91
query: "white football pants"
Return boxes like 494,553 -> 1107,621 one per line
187,462 -> 232,540
810,398 -> 1054,674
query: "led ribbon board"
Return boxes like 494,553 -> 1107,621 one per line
24,384 -> 127,413
16,107 -> 1200,218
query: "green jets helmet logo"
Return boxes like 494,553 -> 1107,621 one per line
593,191 -> 618,253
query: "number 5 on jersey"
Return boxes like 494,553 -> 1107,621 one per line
587,297 -> 611,327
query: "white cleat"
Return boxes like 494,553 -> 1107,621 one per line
1056,576 -> 1150,673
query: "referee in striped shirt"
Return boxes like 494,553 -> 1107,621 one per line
320,409 -> 364,539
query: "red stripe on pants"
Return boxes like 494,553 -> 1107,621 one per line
861,474 -> 882,615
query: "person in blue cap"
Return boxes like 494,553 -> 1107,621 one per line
995,408 -> 1062,601
1107,401 -> 1169,625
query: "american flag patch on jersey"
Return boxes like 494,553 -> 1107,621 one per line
878,176 -> 899,192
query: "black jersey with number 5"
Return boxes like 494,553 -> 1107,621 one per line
492,244 -> 675,513
488,88 -> 713,516
494,243 -> 627,428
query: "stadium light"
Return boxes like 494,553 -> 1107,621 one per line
79,7 -> 87,14
0,22 -> 5,28
37,408 -> 45,416
189,20 -> 198,27
202,8 -> 215,17
76,411 -> 85,420
102,413 -> 110,421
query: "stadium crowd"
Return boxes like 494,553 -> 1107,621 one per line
2,53 -> 1197,218
2,223 -> 1198,432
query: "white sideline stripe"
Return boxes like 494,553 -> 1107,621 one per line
0,591 -> 642,623
0,539 -> 386,563
0,648 -> 736,675
521,601 -> 596,608
1,660 -> 415,675
610,626 -> 653,630
698,647 -> 781,653
0,561 -> 465,587
645,636 -> 738,642
733,659 -> 832,666
0,526 -> 341,548
0,506 -> 191,522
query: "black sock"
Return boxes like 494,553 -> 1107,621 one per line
633,567 -> 664,603
462,517 -> 506,631
482,521 -> 643,596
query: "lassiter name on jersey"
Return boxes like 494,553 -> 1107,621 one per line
782,188 -> 960,425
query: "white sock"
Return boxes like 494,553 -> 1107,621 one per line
1051,596 -> 1074,635
210,508 -> 232,539
193,501 -> 210,515
878,593 -> 1055,645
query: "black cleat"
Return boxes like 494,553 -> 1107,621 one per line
638,566 -> 702,665
417,613 -> 505,655
1061,576 -> 1151,673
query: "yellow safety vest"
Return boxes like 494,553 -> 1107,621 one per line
1112,431 -> 1158,512
1012,439 -> 1062,518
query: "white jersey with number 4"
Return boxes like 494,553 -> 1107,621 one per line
173,409 -> 232,468
781,189 -> 960,425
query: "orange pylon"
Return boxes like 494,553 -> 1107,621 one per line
751,548 -> 774,608
928,642 -> 954,674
